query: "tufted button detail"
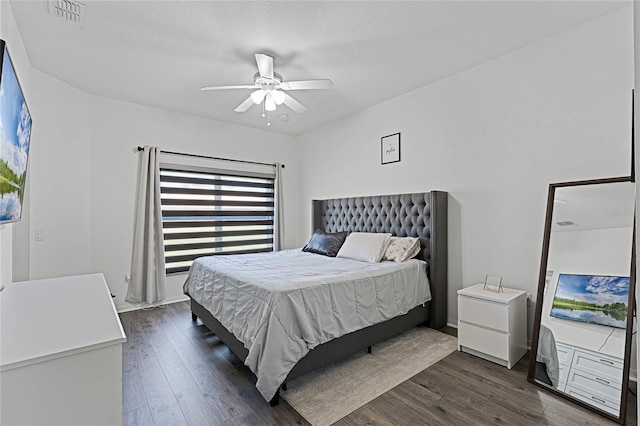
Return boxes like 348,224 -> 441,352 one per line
320,192 -> 433,261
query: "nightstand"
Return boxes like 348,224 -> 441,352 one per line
457,283 -> 527,369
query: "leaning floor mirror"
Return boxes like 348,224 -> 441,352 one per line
528,176 -> 636,424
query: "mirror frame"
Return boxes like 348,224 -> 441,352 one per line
527,176 -> 636,425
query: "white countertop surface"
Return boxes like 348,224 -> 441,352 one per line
0,273 -> 126,372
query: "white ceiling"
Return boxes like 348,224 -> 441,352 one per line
9,1 -> 631,136
552,181 -> 635,232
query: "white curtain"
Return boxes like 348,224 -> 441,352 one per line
273,163 -> 284,251
127,145 -> 166,304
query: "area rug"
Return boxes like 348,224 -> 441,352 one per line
281,327 -> 457,426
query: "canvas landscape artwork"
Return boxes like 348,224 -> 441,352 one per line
0,42 -> 32,223
551,273 -> 629,329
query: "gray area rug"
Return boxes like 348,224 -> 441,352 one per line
281,327 -> 458,426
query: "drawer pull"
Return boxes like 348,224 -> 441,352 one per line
599,359 -> 614,365
591,396 -> 607,404
595,377 -> 610,385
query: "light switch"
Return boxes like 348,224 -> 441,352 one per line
35,229 -> 44,241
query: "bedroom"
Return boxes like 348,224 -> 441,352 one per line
0,0 -> 639,425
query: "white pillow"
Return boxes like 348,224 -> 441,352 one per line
383,237 -> 421,262
336,232 -> 392,263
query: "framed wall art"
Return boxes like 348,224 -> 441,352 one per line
381,133 -> 400,165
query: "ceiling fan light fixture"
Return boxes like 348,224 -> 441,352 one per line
250,90 -> 266,104
265,94 -> 277,112
201,53 -> 332,125
272,90 -> 285,105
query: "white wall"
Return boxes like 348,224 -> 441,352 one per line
27,69 -> 91,280
297,8 -> 635,326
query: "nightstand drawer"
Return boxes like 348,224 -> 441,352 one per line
458,296 -> 509,332
458,321 -> 509,360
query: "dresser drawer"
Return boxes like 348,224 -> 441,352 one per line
556,343 -> 574,367
458,321 -> 509,360
567,370 -> 621,403
572,351 -> 623,384
565,385 -> 620,416
458,296 -> 509,332
558,364 -> 569,388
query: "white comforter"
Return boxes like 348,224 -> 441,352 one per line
183,249 -> 431,401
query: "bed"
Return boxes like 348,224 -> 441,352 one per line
183,191 -> 448,405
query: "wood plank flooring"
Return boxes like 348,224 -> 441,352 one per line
121,303 -> 637,425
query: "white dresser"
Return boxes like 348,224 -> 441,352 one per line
457,283 -> 527,369
0,273 -> 127,426
555,342 -> 623,416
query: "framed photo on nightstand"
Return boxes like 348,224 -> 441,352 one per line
483,274 -> 503,293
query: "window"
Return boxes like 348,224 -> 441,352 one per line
160,165 -> 275,274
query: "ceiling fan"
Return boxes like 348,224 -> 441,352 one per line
200,53 -> 332,125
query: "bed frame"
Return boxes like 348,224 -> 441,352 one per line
188,191 -> 448,405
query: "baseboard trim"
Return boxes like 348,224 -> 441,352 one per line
116,294 -> 190,313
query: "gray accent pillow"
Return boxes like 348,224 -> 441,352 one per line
302,229 -> 348,257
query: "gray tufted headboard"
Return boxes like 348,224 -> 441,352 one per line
311,191 -> 448,329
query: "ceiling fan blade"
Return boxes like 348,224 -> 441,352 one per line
200,85 -> 258,91
234,96 -> 255,112
280,79 -> 333,91
282,93 -> 307,113
255,53 -> 274,79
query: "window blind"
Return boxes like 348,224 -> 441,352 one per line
160,166 -> 275,274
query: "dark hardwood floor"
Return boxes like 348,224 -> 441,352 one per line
121,302 -> 637,425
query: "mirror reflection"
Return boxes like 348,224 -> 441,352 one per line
532,179 -> 635,422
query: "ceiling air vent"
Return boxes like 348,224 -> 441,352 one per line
556,221 -> 576,227
48,0 -> 85,24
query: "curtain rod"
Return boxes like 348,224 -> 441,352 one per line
136,146 -> 284,168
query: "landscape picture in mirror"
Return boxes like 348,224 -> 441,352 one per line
0,39 -> 32,224
551,273 -> 629,329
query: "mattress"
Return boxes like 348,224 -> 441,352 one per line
183,249 -> 431,401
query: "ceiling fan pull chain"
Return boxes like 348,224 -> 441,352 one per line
267,110 -> 271,127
